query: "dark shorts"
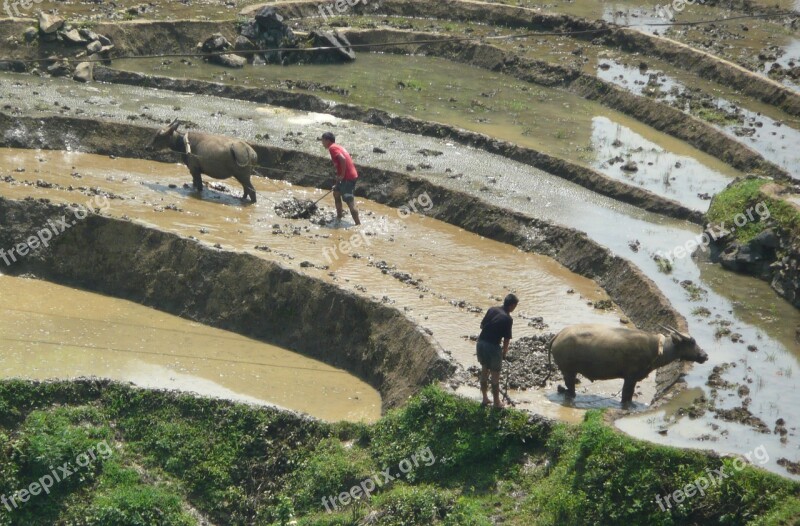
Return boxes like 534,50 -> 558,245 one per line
476,339 -> 502,372
334,179 -> 357,203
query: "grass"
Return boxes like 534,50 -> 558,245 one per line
706,178 -> 800,244
1,381 -> 799,525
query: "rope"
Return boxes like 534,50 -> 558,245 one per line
4,10 -> 795,65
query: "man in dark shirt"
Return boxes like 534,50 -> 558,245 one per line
477,293 -> 518,408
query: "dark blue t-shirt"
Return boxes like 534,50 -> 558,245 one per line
478,306 -> 513,345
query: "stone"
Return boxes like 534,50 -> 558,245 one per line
620,160 -> 638,172
47,61 -> 71,77
213,53 -> 246,68
86,40 -> 102,53
38,13 -> 64,34
97,34 -> 112,46
23,27 -> 38,43
255,6 -> 285,30
201,33 -> 230,52
309,30 -> 355,63
61,29 -> 86,45
73,61 -> 93,82
78,28 -> 100,42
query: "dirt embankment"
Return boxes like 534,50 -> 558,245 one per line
92,66 -> 705,223
0,196 -> 456,411
2,6 -> 793,182
0,112 -> 692,399
339,28 -> 790,182
241,0 -> 800,119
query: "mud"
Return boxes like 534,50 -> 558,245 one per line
92,66 -> 705,222
463,335 -> 561,391
0,196 -> 456,411
0,113 -> 691,399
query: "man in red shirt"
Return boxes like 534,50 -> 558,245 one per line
320,131 -> 360,226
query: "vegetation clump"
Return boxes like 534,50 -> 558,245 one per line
0,380 -> 798,526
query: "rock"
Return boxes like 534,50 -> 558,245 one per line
255,6 -> 285,30
240,19 -> 260,40
373,147 -> 386,154
78,28 -> 100,42
0,60 -> 27,73
620,160 -> 638,172
61,29 -> 86,45
23,27 -> 38,42
751,229 -> 779,249
97,34 -> 112,46
309,30 -> 355,62
86,40 -> 103,54
214,53 -> 247,68
234,35 -> 256,52
73,62 -> 93,83
201,33 -> 231,52
98,45 -> 115,55
47,60 -> 71,77
38,13 -> 64,34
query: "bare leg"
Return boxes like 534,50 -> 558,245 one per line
346,200 -> 360,225
479,367 -> 490,406
333,190 -> 344,220
491,369 -> 503,408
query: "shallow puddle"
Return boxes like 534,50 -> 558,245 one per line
0,274 -> 382,422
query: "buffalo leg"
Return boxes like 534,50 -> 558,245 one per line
621,378 -> 637,405
563,372 -> 577,398
190,168 -> 203,193
237,175 -> 257,203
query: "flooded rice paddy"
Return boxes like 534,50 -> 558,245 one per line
2,36 -> 800,475
0,273 -> 382,422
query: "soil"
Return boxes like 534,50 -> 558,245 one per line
464,334 -> 561,391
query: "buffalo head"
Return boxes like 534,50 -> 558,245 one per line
146,119 -> 180,151
662,325 -> 708,364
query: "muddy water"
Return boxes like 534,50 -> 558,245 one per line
2,69 -> 800,476
0,274 -> 381,422
113,53 -> 741,209
595,59 -> 800,178
0,148 -> 625,421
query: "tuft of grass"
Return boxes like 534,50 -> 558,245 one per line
706,178 -> 800,243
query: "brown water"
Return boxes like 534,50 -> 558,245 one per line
0,274 -> 382,422
0,148 -> 626,419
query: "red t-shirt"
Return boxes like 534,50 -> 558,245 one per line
328,144 -> 358,181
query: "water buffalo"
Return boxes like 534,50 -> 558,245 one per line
146,120 -> 258,203
549,324 -> 708,405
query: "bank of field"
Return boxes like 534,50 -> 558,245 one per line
0,380 -> 798,526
